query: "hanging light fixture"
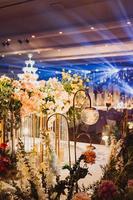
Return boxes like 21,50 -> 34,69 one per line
81,106 -> 99,125
18,54 -> 39,80
80,89 -> 99,125
73,88 -> 99,162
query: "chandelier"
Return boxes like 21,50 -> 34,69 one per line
18,54 -> 39,80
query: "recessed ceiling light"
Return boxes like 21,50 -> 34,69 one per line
37,50 -> 41,54
59,31 -> 63,34
7,38 -> 11,42
90,27 -> 94,30
127,21 -> 131,25
18,53 -> 22,55
32,35 -> 36,38
1,54 -> 5,57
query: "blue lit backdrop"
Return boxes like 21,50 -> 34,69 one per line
0,58 -> 133,96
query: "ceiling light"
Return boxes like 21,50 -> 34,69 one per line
90,27 -> 94,30
31,35 -> 35,38
37,50 -> 41,54
123,68 -> 127,71
1,54 -> 5,57
59,31 -> 63,34
127,21 -> 131,25
7,39 -> 11,42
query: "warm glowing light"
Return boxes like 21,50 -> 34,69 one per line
117,101 -> 124,109
23,127 -> 29,135
81,107 -> 99,125
102,136 -> 109,146
59,31 -> 63,34
127,21 -> 131,25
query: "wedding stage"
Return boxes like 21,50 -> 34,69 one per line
0,54 -> 132,200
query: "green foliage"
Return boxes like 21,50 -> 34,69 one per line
62,82 -> 73,94
0,77 -> 21,131
49,155 -> 89,200
0,78 -> 13,117
110,125 -> 121,142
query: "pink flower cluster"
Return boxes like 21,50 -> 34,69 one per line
128,179 -> 133,188
72,192 -> 91,200
98,180 -> 117,200
12,79 -> 46,116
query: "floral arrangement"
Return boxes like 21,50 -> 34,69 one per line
0,75 -> 22,135
97,180 -> 117,200
0,131 -> 132,200
40,77 -> 70,115
0,143 -> 16,178
0,76 -> 12,117
0,139 -> 96,200
62,70 -> 84,94
86,133 -> 133,200
0,70 -> 86,117
0,76 -> 21,118
62,70 -> 89,107
13,78 -> 45,116
82,149 -> 96,164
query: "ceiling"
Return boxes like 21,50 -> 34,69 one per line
0,0 -> 133,77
